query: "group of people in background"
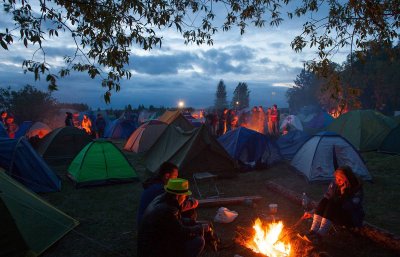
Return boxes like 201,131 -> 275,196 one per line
1,111 -> 19,139
65,112 -> 106,138
204,104 -> 280,137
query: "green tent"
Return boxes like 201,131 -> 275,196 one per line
326,110 -> 397,151
67,140 -> 138,187
0,170 -> 78,257
145,125 -> 237,178
379,124 -> 400,155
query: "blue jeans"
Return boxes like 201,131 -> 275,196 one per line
185,236 -> 205,257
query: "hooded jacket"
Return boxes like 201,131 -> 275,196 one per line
137,192 -> 202,257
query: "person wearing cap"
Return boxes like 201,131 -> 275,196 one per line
137,162 -> 198,226
137,178 -> 208,257
302,166 -> 365,244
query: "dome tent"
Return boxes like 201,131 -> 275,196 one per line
276,130 -> 311,160
279,115 -> 303,131
26,121 -> 52,139
379,124 -> 400,155
218,126 -> 282,168
124,120 -> 168,153
104,118 -> 137,139
0,137 -> 61,192
145,125 -> 237,178
0,170 -> 78,256
326,110 -> 397,151
68,140 -> 138,187
291,132 -> 372,182
37,126 -> 92,162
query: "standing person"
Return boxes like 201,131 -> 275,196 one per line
229,109 -> 238,130
137,162 -> 198,225
258,106 -> 265,134
137,178 -> 208,257
302,166 -> 365,244
72,112 -> 80,128
95,113 -> 106,138
219,108 -> 228,135
1,111 -> 7,126
266,107 -> 273,135
211,110 -> 219,136
81,114 -> 92,135
270,104 -> 280,136
5,115 -> 18,139
65,112 -> 73,126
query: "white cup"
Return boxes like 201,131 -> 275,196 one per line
269,203 -> 278,214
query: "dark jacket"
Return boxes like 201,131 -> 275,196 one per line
95,117 -> 106,130
324,181 -> 365,227
137,193 -> 202,257
137,179 -> 198,226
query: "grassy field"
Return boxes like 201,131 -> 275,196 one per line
40,142 -> 400,257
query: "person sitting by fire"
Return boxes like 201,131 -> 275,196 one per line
137,178 -> 209,257
81,114 -> 93,135
302,165 -> 365,244
137,162 -> 199,226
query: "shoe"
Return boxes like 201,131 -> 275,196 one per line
297,231 -> 317,243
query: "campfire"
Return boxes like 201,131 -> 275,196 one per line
238,218 -> 291,257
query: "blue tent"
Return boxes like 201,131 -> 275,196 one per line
277,130 -> 311,160
218,127 -> 282,168
0,124 -> 8,138
14,121 -> 33,138
104,118 -> 137,139
304,112 -> 334,130
0,137 -> 61,192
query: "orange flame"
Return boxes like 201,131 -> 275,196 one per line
246,218 -> 291,257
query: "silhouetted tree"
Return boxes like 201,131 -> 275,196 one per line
214,80 -> 228,110
231,82 -> 250,109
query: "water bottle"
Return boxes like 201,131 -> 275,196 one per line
302,192 -> 310,212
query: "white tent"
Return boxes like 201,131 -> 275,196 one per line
291,132 -> 371,182
280,115 -> 303,131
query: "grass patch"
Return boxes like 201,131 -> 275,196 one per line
39,145 -> 399,257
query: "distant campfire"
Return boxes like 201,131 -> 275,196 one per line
236,218 -> 291,257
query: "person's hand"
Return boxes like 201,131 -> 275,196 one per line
202,223 -> 211,233
191,198 -> 199,208
302,212 -> 313,220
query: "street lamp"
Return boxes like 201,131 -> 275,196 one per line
178,100 -> 185,108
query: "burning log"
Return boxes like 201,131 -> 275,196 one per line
235,221 -> 317,257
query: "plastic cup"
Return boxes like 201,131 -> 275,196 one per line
269,203 -> 278,214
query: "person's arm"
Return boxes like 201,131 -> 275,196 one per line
181,197 -> 199,212
163,206 -> 203,240
323,182 -> 336,199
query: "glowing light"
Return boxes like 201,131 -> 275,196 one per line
246,218 -> 291,257
178,101 -> 185,108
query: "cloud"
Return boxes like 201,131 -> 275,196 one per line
129,52 -> 196,75
272,82 -> 295,88
270,42 -> 286,49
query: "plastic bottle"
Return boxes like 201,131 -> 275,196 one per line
302,192 -> 309,212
